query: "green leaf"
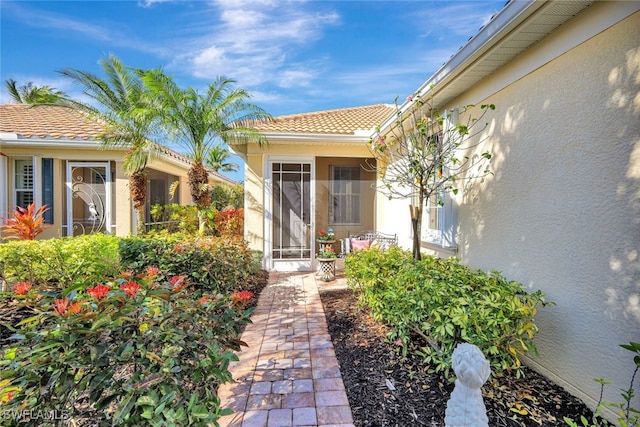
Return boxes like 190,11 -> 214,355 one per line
137,394 -> 158,407
191,404 -> 210,419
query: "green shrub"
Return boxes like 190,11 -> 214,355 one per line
210,183 -> 244,211
345,247 -> 548,377
119,236 -> 253,294
0,269 -> 252,426
149,204 -> 200,234
0,234 -> 120,290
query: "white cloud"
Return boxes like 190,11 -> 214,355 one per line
169,1 -> 339,91
138,0 -> 173,8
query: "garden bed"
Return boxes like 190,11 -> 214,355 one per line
319,287 -> 595,427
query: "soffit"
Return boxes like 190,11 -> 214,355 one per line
431,0 -> 595,107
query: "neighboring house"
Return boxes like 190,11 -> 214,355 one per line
233,0 -> 639,418
0,104 -> 235,238
229,104 -> 395,271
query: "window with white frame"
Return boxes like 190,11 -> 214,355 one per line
14,159 -> 34,208
12,158 -> 54,223
330,166 -> 361,225
422,189 -> 457,249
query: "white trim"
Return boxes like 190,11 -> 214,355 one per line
33,155 -> 42,209
0,156 -> 7,217
265,156 -> 315,271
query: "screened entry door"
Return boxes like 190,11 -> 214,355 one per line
66,162 -> 111,236
270,161 -> 313,271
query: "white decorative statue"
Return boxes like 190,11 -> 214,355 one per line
444,343 -> 491,427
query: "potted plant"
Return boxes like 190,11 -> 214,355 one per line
316,246 -> 337,281
317,246 -> 337,260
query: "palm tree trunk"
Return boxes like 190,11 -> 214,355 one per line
188,161 -> 211,234
130,171 -> 147,235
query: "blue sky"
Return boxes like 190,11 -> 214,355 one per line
1,0 -> 505,181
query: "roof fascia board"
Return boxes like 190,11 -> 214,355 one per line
0,138 -> 107,149
375,0 -> 545,134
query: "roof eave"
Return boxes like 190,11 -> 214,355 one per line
0,137 -> 106,149
376,0 -> 594,134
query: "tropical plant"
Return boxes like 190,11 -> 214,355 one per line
59,55 -> 159,235
214,207 -> 244,238
4,79 -> 66,104
367,95 -> 494,260
0,203 -> 49,240
0,269 -> 253,426
210,183 -> 244,210
141,71 -> 271,233
345,247 -> 548,377
203,143 -> 239,173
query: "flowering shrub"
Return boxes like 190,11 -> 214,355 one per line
231,290 -> 254,307
12,282 -> 31,296
86,283 -> 110,300
119,236 -> 253,294
214,207 -> 244,238
1,270 -> 253,425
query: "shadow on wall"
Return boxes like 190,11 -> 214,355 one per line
604,44 -> 640,324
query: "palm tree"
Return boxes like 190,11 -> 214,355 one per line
142,71 -> 271,233
4,79 -> 66,104
59,55 -> 158,235
203,144 -> 239,173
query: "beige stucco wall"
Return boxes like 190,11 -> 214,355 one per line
378,5 -> 639,413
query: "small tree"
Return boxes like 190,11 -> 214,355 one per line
368,95 -> 495,260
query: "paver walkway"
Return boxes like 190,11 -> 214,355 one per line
218,271 -> 354,427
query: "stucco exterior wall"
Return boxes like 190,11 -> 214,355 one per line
445,8 -> 639,411
244,153 -> 265,253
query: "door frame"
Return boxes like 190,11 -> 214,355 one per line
264,156 -> 315,271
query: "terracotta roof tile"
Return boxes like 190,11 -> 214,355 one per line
254,104 -> 396,135
0,104 -> 104,140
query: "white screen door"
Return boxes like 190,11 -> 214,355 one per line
270,161 -> 313,271
66,162 -> 111,236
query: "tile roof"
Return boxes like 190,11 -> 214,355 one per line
0,104 -> 237,184
0,104 -> 104,140
253,104 -> 396,135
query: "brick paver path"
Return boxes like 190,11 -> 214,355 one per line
218,272 -> 354,427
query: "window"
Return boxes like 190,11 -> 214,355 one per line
14,159 -> 34,208
422,189 -> 457,250
13,158 -> 54,223
330,166 -> 361,225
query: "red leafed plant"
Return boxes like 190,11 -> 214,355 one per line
0,203 -> 49,240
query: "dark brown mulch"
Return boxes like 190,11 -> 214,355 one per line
319,287 -> 595,427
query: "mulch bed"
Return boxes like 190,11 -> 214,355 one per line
318,286 -> 595,427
